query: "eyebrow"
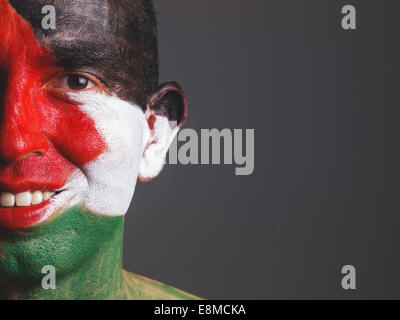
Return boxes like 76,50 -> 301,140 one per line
43,39 -> 113,87
49,40 -> 109,67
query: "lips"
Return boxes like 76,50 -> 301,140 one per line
0,183 -> 63,230
0,199 -> 56,231
0,170 -> 89,231
0,144 -> 78,230
0,190 -> 56,207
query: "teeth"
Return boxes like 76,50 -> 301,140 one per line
43,192 -> 54,201
0,191 -> 55,207
32,191 -> 43,205
16,192 -> 32,207
1,192 -> 15,207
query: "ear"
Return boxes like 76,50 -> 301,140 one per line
138,81 -> 188,182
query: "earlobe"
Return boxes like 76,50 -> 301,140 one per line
138,82 -> 188,182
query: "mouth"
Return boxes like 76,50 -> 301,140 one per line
0,171 -> 88,231
0,190 -> 58,208
0,189 -> 66,231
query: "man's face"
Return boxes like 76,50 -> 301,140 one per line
0,0 -> 184,279
0,0 -> 152,230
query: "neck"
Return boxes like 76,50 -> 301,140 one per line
0,207 -> 127,300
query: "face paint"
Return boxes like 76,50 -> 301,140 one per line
66,92 -> 150,217
0,0 -> 196,300
0,1 -> 150,229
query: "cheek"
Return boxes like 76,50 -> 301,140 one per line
68,93 -> 150,216
39,95 -> 107,167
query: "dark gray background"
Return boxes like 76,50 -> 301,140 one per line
124,0 -> 400,299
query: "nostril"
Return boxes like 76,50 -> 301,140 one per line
13,150 -> 47,162
33,149 -> 47,156
31,150 -> 47,157
0,134 -> 49,163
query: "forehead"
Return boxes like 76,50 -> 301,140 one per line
9,0 -> 109,35
8,0 -> 111,56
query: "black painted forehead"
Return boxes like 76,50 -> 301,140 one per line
9,0 -> 110,51
7,0 -> 159,108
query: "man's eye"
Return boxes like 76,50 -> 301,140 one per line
48,74 -> 96,91
67,75 -> 93,90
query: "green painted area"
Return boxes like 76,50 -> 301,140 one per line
0,207 -> 200,300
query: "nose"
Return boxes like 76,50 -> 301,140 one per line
0,2 -> 49,164
0,71 -> 49,163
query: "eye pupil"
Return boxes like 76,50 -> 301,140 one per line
67,75 -> 89,90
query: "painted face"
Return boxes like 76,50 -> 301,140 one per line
0,0 -> 186,234
0,1 -> 153,231
0,0 -> 187,291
